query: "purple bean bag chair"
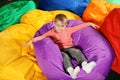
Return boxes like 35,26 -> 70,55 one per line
33,20 -> 115,80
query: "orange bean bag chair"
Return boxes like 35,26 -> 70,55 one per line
82,0 -> 120,26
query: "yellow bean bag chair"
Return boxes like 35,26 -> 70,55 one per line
82,0 -> 120,26
21,10 -> 81,30
0,23 -> 47,80
0,10 -> 81,80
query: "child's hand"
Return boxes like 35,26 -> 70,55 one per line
22,39 -> 33,47
90,22 -> 100,29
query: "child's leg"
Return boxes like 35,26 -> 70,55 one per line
66,47 -> 87,65
61,51 -> 73,71
66,48 -> 96,73
61,51 -> 80,79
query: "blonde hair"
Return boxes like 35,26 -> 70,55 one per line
55,14 -> 67,22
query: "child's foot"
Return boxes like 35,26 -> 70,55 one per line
82,61 -> 96,73
67,66 -> 80,79
72,66 -> 80,79
81,61 -> 87,67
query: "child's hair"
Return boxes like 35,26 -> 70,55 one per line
55,14 -> 67,22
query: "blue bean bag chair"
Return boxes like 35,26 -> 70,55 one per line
38,0 -> 89,17
33,20 -> 115,80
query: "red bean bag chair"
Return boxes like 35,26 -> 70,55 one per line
100,8 -> 120,74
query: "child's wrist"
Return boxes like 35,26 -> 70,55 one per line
30,38 -> 34,43
89,22 -> 92,25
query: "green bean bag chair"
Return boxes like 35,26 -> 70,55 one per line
0,1 -> 36,31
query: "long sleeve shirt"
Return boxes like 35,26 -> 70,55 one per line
33,23 -> 90,49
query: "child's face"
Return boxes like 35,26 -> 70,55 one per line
54,19 -> 67,32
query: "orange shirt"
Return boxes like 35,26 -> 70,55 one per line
33,23 -> 90,49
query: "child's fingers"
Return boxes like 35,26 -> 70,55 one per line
95,25 -> 100,28
22,39 -> 33,47
22,42 -> 31,47
22,43 -> 28,47
90,23 -> 100,29
22,44 -> 26,47
93,24 -> 100,29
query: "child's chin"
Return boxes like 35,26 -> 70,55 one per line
56,30 -> 62,32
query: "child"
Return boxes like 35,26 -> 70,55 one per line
26,14 -> 98,79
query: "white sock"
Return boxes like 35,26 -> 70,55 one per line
67,66 -> 80,79
67,67 -> 74,76
82,61 -> 96,73
81,61 -> 87,67
72,66 -> 80,79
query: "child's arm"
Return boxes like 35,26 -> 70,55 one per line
22,36 -> 46,47
32,35 -> 46,42
23,30 -> 52,46
32,30 -> 52,42
69,22 -> 99,33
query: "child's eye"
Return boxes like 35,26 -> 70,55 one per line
61,25 -> 65,27
57,25 -> 60,27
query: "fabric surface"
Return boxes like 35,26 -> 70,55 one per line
0,10 -> 81,80
82,0 -> 120,26
38,0 -> 89,16
34,20 -> 115,80
100,8 -> 120,74
0,1 -> 36,31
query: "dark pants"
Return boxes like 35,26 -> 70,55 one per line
61,47 -> 87,71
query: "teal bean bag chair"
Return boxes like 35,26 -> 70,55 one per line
106,0 -> 120,5
89,0 -> 120,4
